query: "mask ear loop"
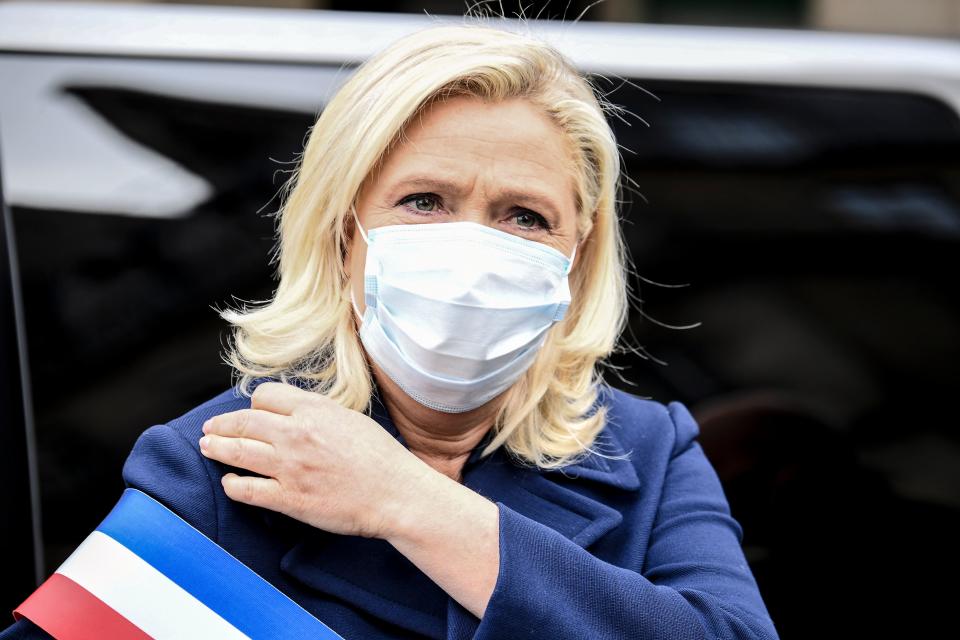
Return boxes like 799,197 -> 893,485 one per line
348,204 -> 368,323
351,204 -> 369,245
349,289 -> 364,324
565,242 -> 578,276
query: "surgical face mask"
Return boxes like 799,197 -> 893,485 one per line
349,206 -> 576,413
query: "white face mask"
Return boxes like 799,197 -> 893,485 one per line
350,206 -> 576,413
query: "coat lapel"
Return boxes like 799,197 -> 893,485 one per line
461,431 -> 639,549
444,413 -> 640,640
278,526 -> 450,638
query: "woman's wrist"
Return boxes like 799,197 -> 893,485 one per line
376,461 -> 440,543
382,468 -> 501,618
380,462 -> 468,545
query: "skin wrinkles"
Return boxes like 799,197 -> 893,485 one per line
396,143 -> 566,221
346,95 -> 581,482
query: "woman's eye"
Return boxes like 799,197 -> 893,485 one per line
400,194 -> 440,213
513,210 -> 549,231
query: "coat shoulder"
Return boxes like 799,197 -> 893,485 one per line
119,384 -> 254,540
598,384 -> 700,462
162,385 -> 253,441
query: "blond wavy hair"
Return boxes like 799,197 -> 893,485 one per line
219,18 -> 630,469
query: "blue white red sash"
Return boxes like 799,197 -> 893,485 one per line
13,488 -> 344,639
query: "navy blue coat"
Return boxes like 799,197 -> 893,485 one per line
3,381 -> 779,639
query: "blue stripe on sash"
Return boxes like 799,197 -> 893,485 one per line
97,488 -> 344,640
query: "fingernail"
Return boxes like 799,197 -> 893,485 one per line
199,436 -> 209,449
202,420 -> 210,434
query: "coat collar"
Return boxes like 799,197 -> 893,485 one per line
270,384 -> 640,639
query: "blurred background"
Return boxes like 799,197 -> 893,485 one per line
1,1 -> 958,639
4,0 -> 960,35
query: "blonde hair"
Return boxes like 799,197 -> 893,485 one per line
219,18 -> 630,469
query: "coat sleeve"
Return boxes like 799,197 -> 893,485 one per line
471,401 -> 780,640
1,423 -> 218,638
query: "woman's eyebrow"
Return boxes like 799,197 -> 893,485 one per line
391,176 -> 467,196
390,175 -> 564,219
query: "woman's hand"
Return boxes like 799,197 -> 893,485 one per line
197,381 -> 435,540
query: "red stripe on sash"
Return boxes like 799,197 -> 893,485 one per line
13,573 -> 153,640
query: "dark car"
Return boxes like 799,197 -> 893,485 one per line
2,3 -> 958,638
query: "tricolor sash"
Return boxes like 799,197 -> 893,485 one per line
12,488 -> 344,639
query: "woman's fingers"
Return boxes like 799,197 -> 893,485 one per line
202,408 -> 286,443
249,381 -> 317,415
199,434 -> 279,477
220,473 -> 283,510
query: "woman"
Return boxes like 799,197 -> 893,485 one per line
3,21 -> 779,640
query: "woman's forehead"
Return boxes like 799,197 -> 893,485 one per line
372,95 -> 578,213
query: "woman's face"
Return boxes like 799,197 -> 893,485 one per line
347,94 -> 580,316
